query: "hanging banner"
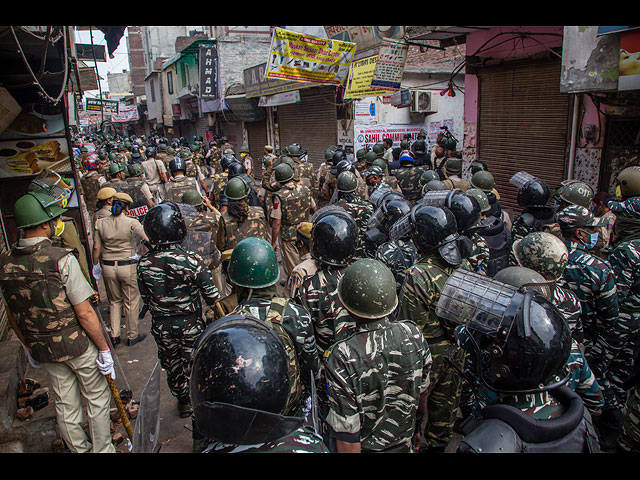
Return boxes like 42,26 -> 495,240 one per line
370,38 -> 409,92
353,123 -> 426,153
199,44 -> 219,99
86,98 -> 119,114
112,104 -> 139,123
344,55 -> 394,99
266,28 -> 356,85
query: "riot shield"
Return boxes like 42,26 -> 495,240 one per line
132,361 -> 162,453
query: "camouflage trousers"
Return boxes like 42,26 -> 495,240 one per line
150,313 -> 205,400
618,382 -> 640,452
421,341 -> 465,450
589,311 -> 640,410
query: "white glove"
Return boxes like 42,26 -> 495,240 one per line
96,349 -> 116,380
128,254 -> 140,262
92,263 -> 102,280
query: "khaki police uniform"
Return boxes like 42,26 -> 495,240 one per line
94,213 -> 145,342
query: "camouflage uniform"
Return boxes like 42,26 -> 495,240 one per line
467,232 -> 490,275
216,205 -> 269,252
324,317 -> 432,452
295,267 -> 356,355
561,240 -> 624,410
607,196 -> 640,217
201,426 -> 329,453
232,291 -> 320,415
293,158 -> 317,198
210,172 -> 229,210
617,381 -> 640,452
137,244 -> 220,402
607,238 -> 640,410
511,207 -> 562,253
164,175 -> 200,203
391,166 -> 426,203
80,170 -> 105,214
333,196 -> 374,259
375,238 -> 418,294
396,254 -> 470,451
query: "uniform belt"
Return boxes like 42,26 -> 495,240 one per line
101,259 -> 138,266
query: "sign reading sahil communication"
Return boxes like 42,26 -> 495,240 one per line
199,44 -> 219,99
266,28 -> 356,85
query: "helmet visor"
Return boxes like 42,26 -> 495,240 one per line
510,171 -> 536,189
436,269 -> 521,332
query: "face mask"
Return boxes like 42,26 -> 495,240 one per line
583,230 -> 599,249
240,153 -> 246,158
616,185 -> 622,198
50,218 -> 65,238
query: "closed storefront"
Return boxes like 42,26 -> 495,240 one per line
246,118 -> 268,180
476,57 -> 570,213
277,86 -> 338,172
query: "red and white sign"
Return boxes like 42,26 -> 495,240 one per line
127,205 -> 148,218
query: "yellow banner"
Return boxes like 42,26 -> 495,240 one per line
266,28 -> 356,85
344,55 -> 394,99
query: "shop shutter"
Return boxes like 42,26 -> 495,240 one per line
476,57 -> 570,214
246,118 -> 268,180
277,86 -> 338,172
219,115 -> 244,156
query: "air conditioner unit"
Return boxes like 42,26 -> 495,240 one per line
410,90 -> 438,114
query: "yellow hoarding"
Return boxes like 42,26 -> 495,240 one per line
344,55 -> 394,99
266,28 -> 356,85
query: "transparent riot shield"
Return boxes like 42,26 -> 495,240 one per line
132,361 -> 161,453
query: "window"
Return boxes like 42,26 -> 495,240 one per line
167,71 -> 174,95
150,78 -> 156,103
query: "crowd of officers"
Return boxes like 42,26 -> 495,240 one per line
1,126 -> 640,454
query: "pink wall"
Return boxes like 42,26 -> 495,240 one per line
464,26 -> 565,123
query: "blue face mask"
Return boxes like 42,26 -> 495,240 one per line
583,231 -> 599,249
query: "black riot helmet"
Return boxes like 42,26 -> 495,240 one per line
331,158 -> 356,176
448,191 -> 483,234
227,161 -> 246,178
189,314 -> 302,445
168,156 -> 186,174
145,146 -> 157,158
511,172 -> 551,208
311,209 -> 359,267
220,154 -> 237,171
143,202 -> 187,245
369,197 -> 412,235
391,204 -> 461,265
437,269 -> 572,394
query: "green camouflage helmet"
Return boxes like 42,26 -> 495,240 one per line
493,266 -> 552,300
423,179 -> 448,193
181,189 -> 203,206
616,166 -> 640,198
228,237 -> 279,289
470,161 -> 488,175
557,205 -> 607,228
470,170 -> 495,192
276,156 -> 296,171
337,258 -> 398,319
225,177 -> 250,201
109,162 -> 125,176
556,181 -> 594,208
337,171 -> 358,193
512,231 -> 569,281
372,143 -> 385,155
419,169 -> 440,186
467,188 -> 491,213
286,144 -> 302,157
372,158 -> 388,171
274,163 -> 295,183
13,191 -> 67,229
445,157 -> 462,174
365,151 -> 378,165
128,163 -> 144,177
108,152 -> 118,162
356,148 -> 367,161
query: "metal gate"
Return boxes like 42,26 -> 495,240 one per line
246,118 -> 268,180
277,86 -> 338,172
476,57 -> 570,214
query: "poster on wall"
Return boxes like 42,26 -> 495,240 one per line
619,29 -> 640,91
0,136 -> 71,178
370,38 -> 409,92
266,28 -> 356,85
353,124 -> 427,152
344,55 -> 394,99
